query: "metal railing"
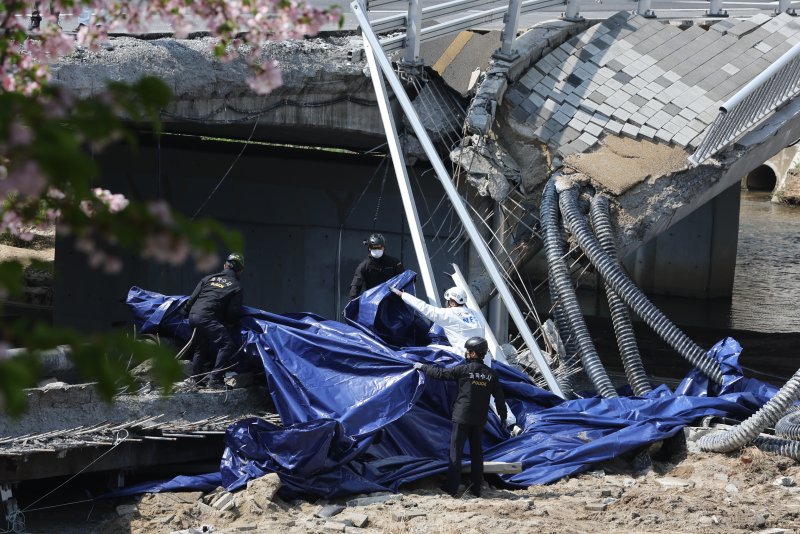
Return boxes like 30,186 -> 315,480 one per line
689,41 -> 800,166
377,0 -> 562,53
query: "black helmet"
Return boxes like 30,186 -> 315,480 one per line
464,336 -> 488,356
364,233 -> 386,249
225,253 -> 245,272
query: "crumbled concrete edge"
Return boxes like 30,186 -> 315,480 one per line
464,19 -> 597,136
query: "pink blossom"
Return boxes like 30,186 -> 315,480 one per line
7,161 -> 47,197
9,121 -> 33,147
147,200 -> 173,225
92,188 -> 129,213
80,200 -> 95,217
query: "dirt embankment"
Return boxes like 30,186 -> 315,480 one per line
21,444 -> 800,534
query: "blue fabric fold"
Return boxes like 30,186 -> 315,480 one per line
121,273 -> 779,498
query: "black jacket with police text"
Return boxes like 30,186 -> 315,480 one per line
183,268 -> 243,324
348,254 -> 403,299
420,359 -> 506,426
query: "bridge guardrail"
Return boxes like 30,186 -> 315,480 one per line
689,41 -> 800,166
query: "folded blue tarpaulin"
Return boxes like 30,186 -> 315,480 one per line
121,271 -> 778,498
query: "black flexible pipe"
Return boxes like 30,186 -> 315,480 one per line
775,410 -> 800,440
541,179 -> 617,398
753,436 -> 800,460
589,196 -> 652,396
558,184 -> 724,384
699,367 -> 800,452
545,215 -> 580,397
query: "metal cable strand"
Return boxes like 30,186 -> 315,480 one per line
590,196 -> 652,396
542,179 -> 617,398
558,184 -> 724,385
699,367 -> 800,453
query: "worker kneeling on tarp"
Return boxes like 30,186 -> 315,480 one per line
413,336 -> 506,498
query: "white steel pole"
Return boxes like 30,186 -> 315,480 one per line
403,0 -> 423,66
363,31 -> 440,305
353,0 -> 565,398
499,0 -> 522,57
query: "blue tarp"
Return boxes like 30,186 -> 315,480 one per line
122,271 -> 780,499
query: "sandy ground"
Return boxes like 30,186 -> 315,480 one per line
18,443 -> 800,534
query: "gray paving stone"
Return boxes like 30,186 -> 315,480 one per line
558,101 -> 578,118
565,92 -> 583,109
678,107 -> 697,121
584,121 -> 604,136
629,112 -> 648,126
605,91 -> 628,107
521,96 -> 540,114
672,129 -> 696,147
568,116 -> 587,131
639,125 -> 657,139
566,138 -> 591,153
621,123 -> 640,138
655,128 -> 674,143
629,94 -> 648,107
529,92 -> 546,109
621,83 -> 639,96
580,99 -> 600,113
638,87 -> 657,100
589,113 -> 610,128
606,119 -> 625,134
554,126 -> 581,145
621,99 -> 639,113
588,90 -> 607,104
606,59 -> 626,72
597,103 -> 616,118
604,78 -> 623,91
689,118 -> 708,133
505,89 -> 525,107
612,107 -> 633,122
574,108 -> 593,124
630,77 -> 647,89
727,19 -> 758,38
550,88 -> 569,104
510,105 -> 530,124
638,105 -> 659,119
647,110 -> 672,129
577,132 -> 599,148
518,69 -> 546,90
613,71 -> 634,84
597,84 -> 616,98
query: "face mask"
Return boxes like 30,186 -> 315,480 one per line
370,249 -> 384,259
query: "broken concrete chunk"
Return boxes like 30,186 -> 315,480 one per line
347,513 -> 369,528
245,473 -> 282,504
116,504 -> 138,516
169,526 -> 215,534
391,510 -> 426,521
210,491 -> 236,511
322,521 -> 347,532
585,502 -> 607,512
655,477 -> 693,488
315,504 -> 345,518
346,493 -> 401,507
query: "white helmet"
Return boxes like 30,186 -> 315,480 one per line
443,287 -> 467,306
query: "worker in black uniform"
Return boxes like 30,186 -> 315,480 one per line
182,253 -> 245,388
413,336 -> 507,498
348,233 -> 404,300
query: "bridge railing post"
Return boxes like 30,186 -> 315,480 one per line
497,0 -> 522,59
777,0 -> 797,15
637,0 -> 656,18
402,0 -> 423,69
563,0 -> 584,23
707,0 -> 728,17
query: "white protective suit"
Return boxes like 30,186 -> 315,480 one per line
399,292 -> 486,355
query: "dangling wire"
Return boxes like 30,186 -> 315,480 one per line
371,155 -> 390,229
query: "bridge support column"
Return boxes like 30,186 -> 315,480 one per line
623,182 -> 741,299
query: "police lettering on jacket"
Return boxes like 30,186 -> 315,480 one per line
419,360 -> 507,426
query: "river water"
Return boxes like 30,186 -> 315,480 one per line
730,191 -> 800,333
